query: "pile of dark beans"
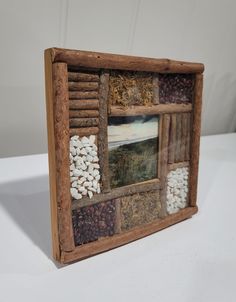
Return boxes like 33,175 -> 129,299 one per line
72,200 -> 116,246
159,74 -> 194,103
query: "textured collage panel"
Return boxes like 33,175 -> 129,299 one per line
166,167 -> 189,214
109,70 -> 154,107
120,191 -> 161,231
72,200 -> 116,246
159,74 -> 194,104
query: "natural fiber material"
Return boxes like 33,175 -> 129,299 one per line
109,71 -> 153,107
120,191 -> 161,231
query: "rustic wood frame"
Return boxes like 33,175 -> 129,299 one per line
45,48 -> 204,264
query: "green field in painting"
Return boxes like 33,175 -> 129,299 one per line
109,137 -> 158,188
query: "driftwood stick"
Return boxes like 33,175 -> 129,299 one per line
110,103 -> 192,116
180,113 -> 187,162
185,113 -> 191,161
68,71 -> 99,82
50,48 -> 204,74
69,127 -> 99,137
189,74 -> 203,206
69,99 -> 99,110
69,117 -> 99,127
175,114 -> 182,162
168,161 -> 189,171
71,179 -> 160,210
61,206 -> 198,263
153,75 -> 159,104
52,62 -> 75,252
160,114 -> 170,217
68,81 -> 99,91
69,91 -> 98,99
168,114 -> 176,164
98,71 -> 110,193
69,110 -> 99,118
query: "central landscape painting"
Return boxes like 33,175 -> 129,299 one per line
108,115 -> 159,188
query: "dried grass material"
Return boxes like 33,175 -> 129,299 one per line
109,71 -> 153,107
120,191 -> 161,231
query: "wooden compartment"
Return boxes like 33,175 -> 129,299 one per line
45,48 -> 204,263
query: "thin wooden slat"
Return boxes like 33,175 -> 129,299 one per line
69,110 -> 99,118
189,74 -> 203,206
69,117 -> 99,127
51,62 -> 75,252
61,206 -> 198,263
175,114 -> 182,162
159,114 -> 170,217
168,161 -> 189,171
98,71 -> 110,193
69,99 -> 99,110
179,113 -> 186,162
168,114 -> 177,164
72,179 -> 160,210
50,48 -> 204,74
69,91 -> 98,99
69,127 -> 99,137
185,113 -> 191,161
153,75 -> 159,104
110,103 -> 192,116
68,81 -> 99,91
68,71 -> 99,82
115,199 -> 121,234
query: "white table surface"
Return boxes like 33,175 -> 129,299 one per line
0,133 -> 235,302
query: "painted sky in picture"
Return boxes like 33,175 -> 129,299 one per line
108,115 -> 158,149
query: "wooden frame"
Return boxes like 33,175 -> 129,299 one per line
45,48 -> 204,264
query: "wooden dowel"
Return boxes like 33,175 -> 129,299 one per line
98,71 -> 110,193
160,114 -> 170,217
50,48 -> 204,74
189,74 -> 203,206
61,206 -> 198,263
153,75 -> 159,104
72,179 -> 160,210
175,114 -> 182,162
69,110 -> 99,118
69,99 -> 99,110
110,103 -> 192,116
52,62 -> 75,252
179,113 -> 186,162
68,81 -> 99,91
68,71 -> 99,82
69,91 -> 98,99
185,113 -> 191,161
69,127 -> 99,137
168,161 -> 189,171
69,117 -> 99,127
168,114 -> 177,164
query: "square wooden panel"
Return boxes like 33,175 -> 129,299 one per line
44,48 -> 204,264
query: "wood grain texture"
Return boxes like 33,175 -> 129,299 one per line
52,62 -> 75,252
69,99 -> 99,110
168,114 -> 177,164
72,179 -> 160,210
159,114 -> 170,217
44,50 -> 61,261
110,103 -> 192,116
68,81 -> 99,91
69,127 -> 99,137
115,199 -> 121,234
61,206 -> 198,263
69,117 -> 99,127
69,91 -> 98,99
50,48 -> 204,73
180,113 -> 188,162
185,113 -> 191,161
98,71 -> 110,193
175,114 -> 182,162
189,74 -> 203,206
69,110 -> 99,118
168,161 -> 189,171
68,71 -> 99,82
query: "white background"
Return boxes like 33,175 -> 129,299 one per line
0,0 -> 236,157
